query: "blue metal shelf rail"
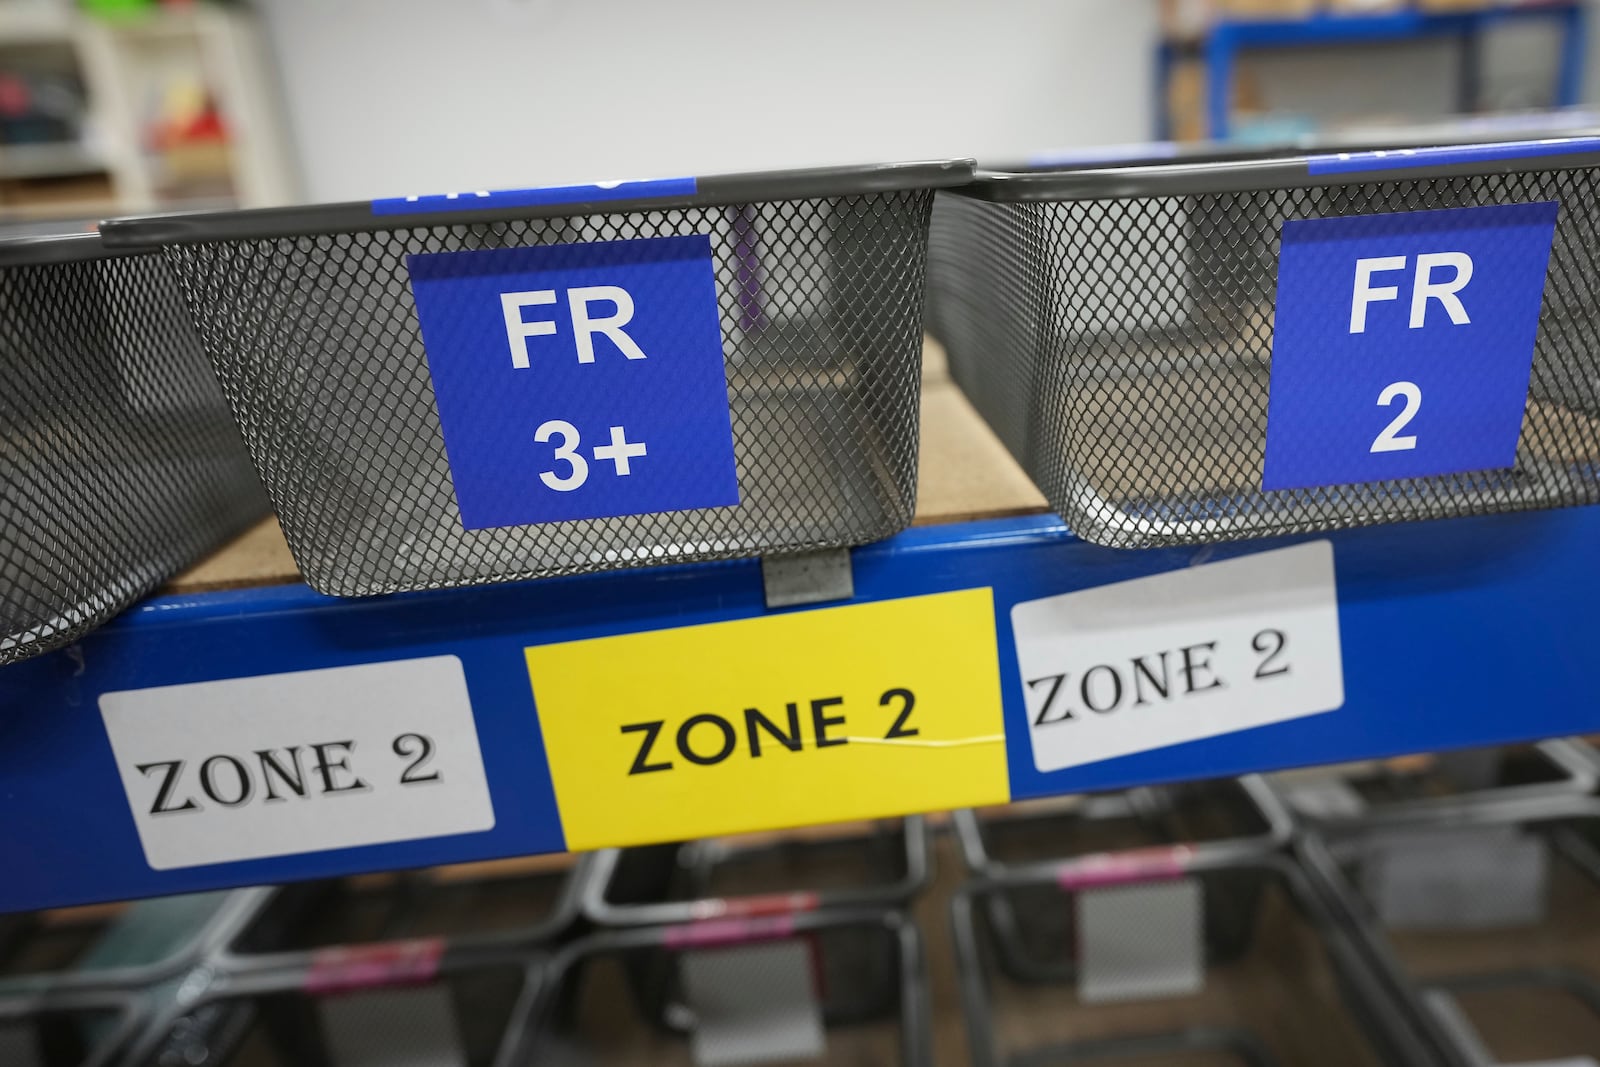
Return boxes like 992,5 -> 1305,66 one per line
1157,3 -> 1589,141
4,507 -> 1600,912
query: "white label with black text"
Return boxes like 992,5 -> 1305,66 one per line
100,656 -> 495,870
1013,541 -> 1343,773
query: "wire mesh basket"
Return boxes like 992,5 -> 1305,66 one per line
928,138 -> 1600,547
583,819 -> 927,1038
955,776 -> 1291,876
954,779 -> 1291,986
0,233 -> 268,661
0,891 -> 263,996
1270,739 -> 1597,828
128,943 -> 541,1067
226,855 -> 588,965
0,990 -> 142,1067
583,817 -> 928,927
1575,734 -> 1600,775
1309,798 -> 1600,1067
506,908 -> 929,1066
952,853 -> 1438,1067
102,162 -> 971,596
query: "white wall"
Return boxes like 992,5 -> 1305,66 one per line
258,0 -> 1600,204
256,0 -> 1157,202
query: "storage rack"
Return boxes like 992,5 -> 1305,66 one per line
2,336 -> 1598,912
1158,2 -> 1589,141
6,141 -> 1600,1067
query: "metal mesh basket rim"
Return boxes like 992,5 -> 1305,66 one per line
0,231 -> 127,269
955,138 -> 1600,203
100,159 -> 976,248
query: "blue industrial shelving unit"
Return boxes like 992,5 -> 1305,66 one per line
6,137 -> 1600,927
5,499 -> 1599,913
1158,2 -> 1589,141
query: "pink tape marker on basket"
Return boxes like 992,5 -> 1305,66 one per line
304,937 -> 446,995
1055,844 -> 1195,891
687,891 -> 821,921
662,914 -> 798,950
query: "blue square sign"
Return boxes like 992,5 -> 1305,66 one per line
407,235 -> 739,529
1263,202 -> 1559,491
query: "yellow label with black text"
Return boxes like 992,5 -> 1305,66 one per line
527,588 -> 1008,850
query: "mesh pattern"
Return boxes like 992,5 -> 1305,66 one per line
928,170 -> 1600,547
960,867 -> 1394,1067
0,253 -> 267,664
162,194 -> 931,596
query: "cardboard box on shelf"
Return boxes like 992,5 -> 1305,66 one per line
1161,0 -> 1211,39
1222,0 -> 1318,14
1325,0 -> 1410,12
1168,56 -> 1269,141
1169,58 -> 1206,141
1162,0 -> 1319,39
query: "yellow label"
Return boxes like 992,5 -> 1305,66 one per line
527,588 -> 1009,850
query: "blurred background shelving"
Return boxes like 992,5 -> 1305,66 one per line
6,0 -> 1600,220
0,0 -> 296,223
1159,0 -> 1591,142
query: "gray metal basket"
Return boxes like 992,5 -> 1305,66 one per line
1306,798 -> 1600,1067
1269,739 -> 1598,830
928,139 -> 1600,548
0,989 -> 143,1067
953,778 -> 1292,987
952,853 -> 1441,1067
505,909 -> 930,1067
125,945 -> 544,1067
0,233 -> 268,662
224,855 -> 589,969
102,161 -> 971,596
954,777 -> 1291,878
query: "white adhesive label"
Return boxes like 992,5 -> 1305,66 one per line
100,656 -> 495,870
1078,879 -> 1204,1004
681,941 -> 824,1067
1366,827 -> 1548,929
1013,542 -> 1343,773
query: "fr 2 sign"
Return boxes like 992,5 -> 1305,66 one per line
1264,202 -> 1559,491
408,235 -> 740,529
